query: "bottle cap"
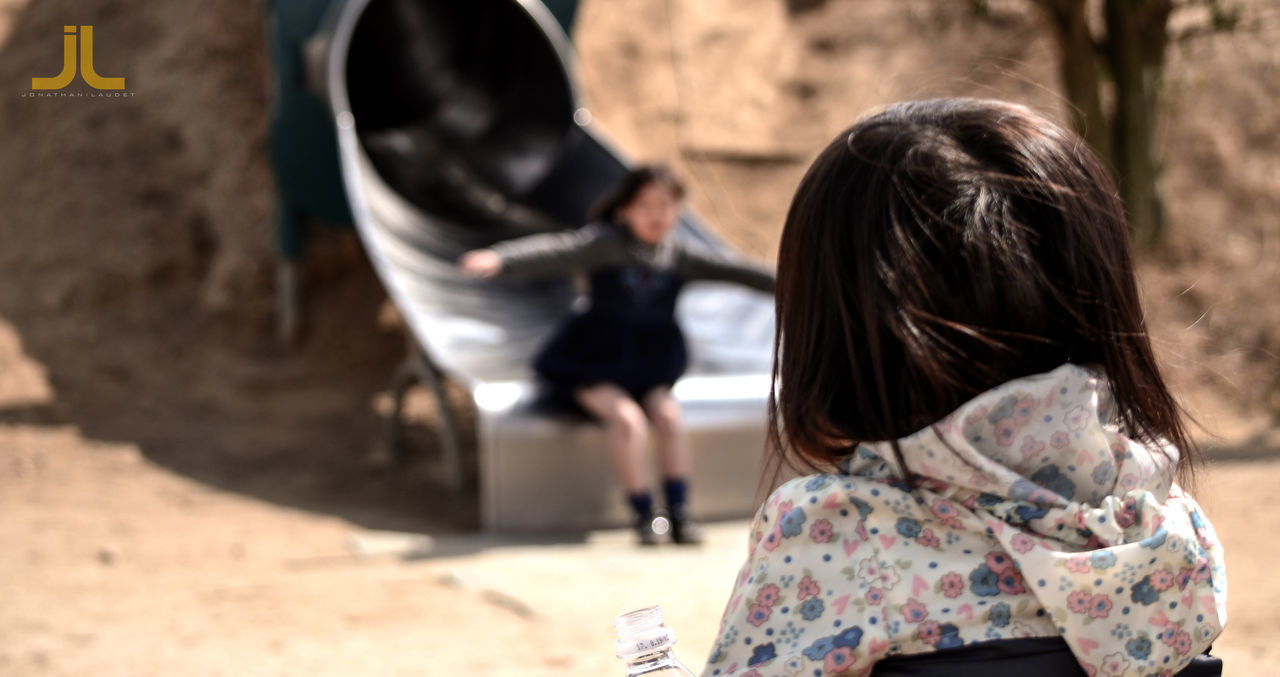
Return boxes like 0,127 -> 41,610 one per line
614,606 -> 677,659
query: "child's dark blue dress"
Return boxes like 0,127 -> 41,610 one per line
489,222 -> 775,402
534,265 -> 687,400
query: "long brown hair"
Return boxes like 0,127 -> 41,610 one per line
768,98 -> 1196,483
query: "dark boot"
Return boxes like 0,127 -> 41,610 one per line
627,492 -> 661,546
667,505 -> 703,545
635,513 -> 663,546
662,477 -> 701,545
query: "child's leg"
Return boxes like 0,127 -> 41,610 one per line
640,386 -> 688,478
576,383 -> 660,544
642,387 -> 702,544
574,383 -> 650,494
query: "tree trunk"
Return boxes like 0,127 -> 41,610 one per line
1104,0 -> 1172,247
1031,0 -> 1112,166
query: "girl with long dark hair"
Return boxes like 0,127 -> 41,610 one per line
703,100 -> 1225,676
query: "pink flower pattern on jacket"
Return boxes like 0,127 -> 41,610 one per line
702,364 -> 1227,677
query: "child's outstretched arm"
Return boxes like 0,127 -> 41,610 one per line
458,224 -> 624,278
677,244 -> 776,293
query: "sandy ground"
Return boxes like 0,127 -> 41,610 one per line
1,330 -> 1278,676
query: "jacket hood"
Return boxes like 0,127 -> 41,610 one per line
847,363 -> 1227,675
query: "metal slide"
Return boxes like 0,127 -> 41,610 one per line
317,0 -> 775,530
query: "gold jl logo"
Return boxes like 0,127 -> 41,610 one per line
31,25 -> 125,90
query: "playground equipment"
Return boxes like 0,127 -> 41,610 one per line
309,0 -> 775,530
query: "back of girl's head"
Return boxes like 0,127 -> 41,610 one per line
588,163 -> 686,223
771,98 -> 1194,477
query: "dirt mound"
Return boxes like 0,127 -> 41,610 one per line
0,0 -> 471,531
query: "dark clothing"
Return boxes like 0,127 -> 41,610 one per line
533,292 -> 687,400
490,222 -> 774,399
870,637 -> 1221,677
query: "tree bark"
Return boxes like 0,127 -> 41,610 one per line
1031,0 -> 1112,166
1104,0 -> 1173,246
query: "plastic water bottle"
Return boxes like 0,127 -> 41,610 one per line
614,606 -> 697,677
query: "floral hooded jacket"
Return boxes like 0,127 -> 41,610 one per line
702,364 -> 1227,677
